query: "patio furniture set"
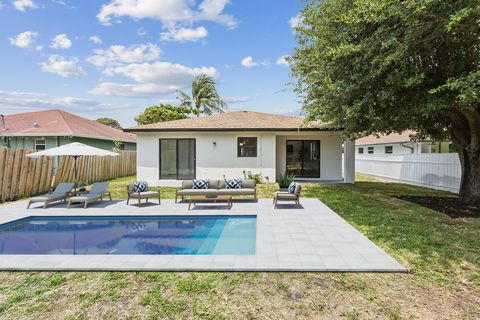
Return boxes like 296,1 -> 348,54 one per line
26,178 -> 302,209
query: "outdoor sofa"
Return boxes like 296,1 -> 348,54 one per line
175,179 -> 257,203
27,182 -> 75,209
67,182 -> 112,209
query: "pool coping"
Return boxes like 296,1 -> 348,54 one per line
0,198 -> 406,272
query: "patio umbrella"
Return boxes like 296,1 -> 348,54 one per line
26,142 -> 119,189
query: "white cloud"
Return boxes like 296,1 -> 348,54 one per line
0,2 -> 3,10
160,26 -> 208,42
222,96 -> 249,104
289,13 -> 302,29
276,54 -> 290,66
13,0 -> 37,11
0,90 -> 138,115
97,0 -> 237,29
89,35 -> 102,45
9,31 -> 39,49
91,61 -> 218,97
241,56 -> 268,68
196,0 -> 237,29
86,43 -> 160,67
41,55 -> 86,77
50,34 -> 72,49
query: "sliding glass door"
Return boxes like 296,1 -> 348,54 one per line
159,139 -> 195,180
286,140 -> 320,178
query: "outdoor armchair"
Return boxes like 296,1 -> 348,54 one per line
273,183 -> 302,208
67,182 -> 112,209
127,182 -> 160,207
27,182 -> 75,209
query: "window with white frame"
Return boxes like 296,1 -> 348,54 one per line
358,147 -> 364,154
34,139 -> 46,151
385,146 -> 393,154
367,146 -> 374,154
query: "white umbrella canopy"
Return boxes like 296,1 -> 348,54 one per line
26,142 -> 119,189
26,142 -> 119,158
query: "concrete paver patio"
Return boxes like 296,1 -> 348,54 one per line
0,198 -> 406,272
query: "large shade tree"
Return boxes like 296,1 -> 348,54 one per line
135,104 -> 191,125
177,74 -> 227,117
290,0 -> 480,204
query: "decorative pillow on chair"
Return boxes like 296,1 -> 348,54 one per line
134,181 -> 148,192
288,181 -> 297,194
192,179 -> 209,189
225,179 -> 242,189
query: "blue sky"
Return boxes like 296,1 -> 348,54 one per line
0,0 -> 303,126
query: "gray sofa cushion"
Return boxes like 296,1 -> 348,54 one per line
177,189 -> 218,195
241,179 -> 256,189
129,191 -> 160,198
182,180 -> 193,189
208,179 -> 220,189
217,188 -> 255,195
274,192 -> 297,199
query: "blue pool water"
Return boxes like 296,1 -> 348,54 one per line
0,216 -> 256,255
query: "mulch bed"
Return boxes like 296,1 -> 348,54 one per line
395,195 -> 480,218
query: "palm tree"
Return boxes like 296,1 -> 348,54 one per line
177,74 -> 227,117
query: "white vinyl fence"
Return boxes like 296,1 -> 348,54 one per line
355,153 -> 461,193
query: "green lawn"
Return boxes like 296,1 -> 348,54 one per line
0,176 -> 478,319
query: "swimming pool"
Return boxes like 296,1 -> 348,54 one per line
0,216 -> 256,255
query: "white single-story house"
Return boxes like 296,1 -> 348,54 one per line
125,111 -> 355,186
356,130 -> 452,155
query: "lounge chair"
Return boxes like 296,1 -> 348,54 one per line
127,182 -> 160,207
67,182 -> 112,209
27,182 -> 75,209
273,183 -> 302,208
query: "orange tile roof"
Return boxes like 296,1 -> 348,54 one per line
356,130 -> 417,145
0,109 -> 136,142
125,111 -> 337,132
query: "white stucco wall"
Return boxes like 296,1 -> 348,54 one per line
136,131 -> 276,186
136,131 -> 344,186
275,132 -> 343,181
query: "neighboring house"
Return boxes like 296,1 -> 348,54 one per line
125,111 -> 355,186
355,130 -> 452,155
0,109 -> 136,151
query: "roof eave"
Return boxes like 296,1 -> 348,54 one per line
1,132 -> 136,143
123,127 -> 342,133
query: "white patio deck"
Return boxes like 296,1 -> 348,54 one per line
0,198 -> 406,272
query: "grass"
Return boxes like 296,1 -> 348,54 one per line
0,175 -> 479,319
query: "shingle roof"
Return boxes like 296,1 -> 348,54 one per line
124,111 -> 337,132
356,130 -> 417,145
0,109 -> 136,142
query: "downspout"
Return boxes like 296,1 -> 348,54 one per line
400,142 -> 415,153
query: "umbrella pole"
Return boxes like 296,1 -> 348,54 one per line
73,155 -> 79,194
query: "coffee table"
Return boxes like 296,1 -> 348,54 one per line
188,195 -> 232,210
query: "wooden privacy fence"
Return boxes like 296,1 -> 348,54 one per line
0,148 -> 136,203
53,150 -> 136,185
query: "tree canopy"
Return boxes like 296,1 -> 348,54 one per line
96,117 -> 122,129
177,74 -> 227,117
290,0 -> 480,202
135,104 -> 192,125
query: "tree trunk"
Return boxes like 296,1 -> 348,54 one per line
456,145 -> 480,205
451,117 -> 480,205
196,105 -> 200,117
